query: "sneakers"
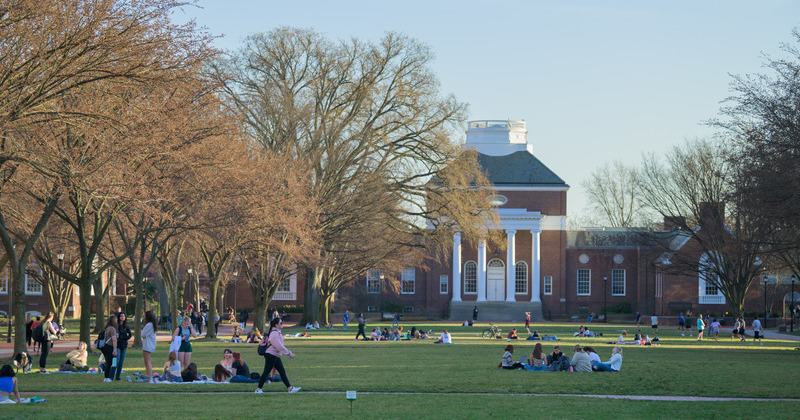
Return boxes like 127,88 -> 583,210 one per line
104,378 -> 112,382
288,387 -> 301,393
254,389 -> 263,394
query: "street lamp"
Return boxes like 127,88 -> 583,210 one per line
763,274 -> 768,319
791,274 -> 796,333
187,267 -> 193,311
232,270 -> 238,312
603,275 -> 608,323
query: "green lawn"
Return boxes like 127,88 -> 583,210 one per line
6,322 -> 800,418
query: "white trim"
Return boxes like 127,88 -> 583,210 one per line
439,275 -> 448,294
514,261 -> 528,295
611,269 -> 626,296
494,185 -> 570,191
401,267 -> 415,294
463,261 -> 477,294
366,269 -> 381,294
25,272 -> 42,295
543,275 -> 553,295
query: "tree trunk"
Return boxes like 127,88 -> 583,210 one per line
132,277 -> 143,348
302,266 -> 321,324
79,284 -> 92,346
252,300 -> 268,333
320,294 -> 332,325
12,265 -> 27,354
93,276 -> 106,332
207,279 -> 220,338
169,285 -> 179,334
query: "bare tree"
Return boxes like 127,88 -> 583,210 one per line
639,139 -> 765,316
222,28 -> 498,323
582,160 -> 652,227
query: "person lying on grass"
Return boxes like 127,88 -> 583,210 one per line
595,346 -> 623,372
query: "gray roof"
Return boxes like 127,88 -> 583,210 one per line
477,151 -> 568,187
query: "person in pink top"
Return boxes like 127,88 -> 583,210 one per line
255,318 -> 300,394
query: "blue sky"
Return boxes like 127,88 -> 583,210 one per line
180,1 -> 800,221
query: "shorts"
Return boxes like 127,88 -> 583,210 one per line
179,340 -> 192,353
678,321 -> 685,326
697,329 -> 703,333
738,328 -> 745,335
711,327 -> 719,334
651,325 -> 658,329
753,331 -> 761,339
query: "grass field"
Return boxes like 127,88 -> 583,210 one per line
4,322 -> 799,419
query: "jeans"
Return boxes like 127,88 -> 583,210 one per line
114,347 -> 128,380
257,354 -> 291,389
101,346 -> 116,379
355,324 -> 366,340
39,340 -> 50,369
230,375 -> 259,383
595,362 -> 618,372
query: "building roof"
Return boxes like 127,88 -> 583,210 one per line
477,151 -> 568,187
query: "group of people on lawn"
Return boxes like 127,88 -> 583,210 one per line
501,344 -> 622,372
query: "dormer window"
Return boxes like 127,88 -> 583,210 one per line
489,194 -> 507,206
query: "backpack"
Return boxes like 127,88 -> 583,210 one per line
32,324 -> 45,343
257,331 -> 272,356
95,330 -> 106,349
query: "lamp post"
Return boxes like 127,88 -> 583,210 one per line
232,270 -> 238,312
791,274 -> 796,333
603,275 -> 608,323
763,274 -> 768,319
380,274 -> 385,322
187,267 -> 193,312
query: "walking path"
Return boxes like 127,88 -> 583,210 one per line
25,390 -> 800,402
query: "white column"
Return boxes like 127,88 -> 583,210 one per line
530,230 -> 541,302
451,232 -> 462,302
477,238 -> 487,302
505,229 -> 516,302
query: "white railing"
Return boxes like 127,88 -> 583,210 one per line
273,291 -> 296,301
699,295 -> 726,304
468,120 -> 526,130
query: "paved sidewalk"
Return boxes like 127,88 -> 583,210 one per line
761,329 -> 800,342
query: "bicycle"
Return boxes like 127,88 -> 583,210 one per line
482,323 -> 502,338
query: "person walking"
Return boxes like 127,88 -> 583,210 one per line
696,315 -> 705,341
391,312 -> 400,328
751,316 -> 763,345
101,315 -> 119,382
524,312 -> 531,334
473,306 -> 479,322
37,311 -> 58,373
141,310 -> 158,379
114,313 -> 132,381
255,318 -> 300,394
355,313 -> 367,340
239,309 -> 249,330
651,313 -> 659,336
342,310 -> 349,332
677,312 -> 686,335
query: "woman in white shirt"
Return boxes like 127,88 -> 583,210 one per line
140,311 -> 158,378
595,346 -> 623,372
583,346 -> 601,370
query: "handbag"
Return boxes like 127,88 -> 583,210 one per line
257,334 -> 271,356
45,322 -> 59,341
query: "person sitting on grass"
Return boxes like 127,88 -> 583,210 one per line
390,328 -> 401,341
570,345 -> 592,372
181,362 -> 200,382
617,331 -> 628,344
213,364 -> 232,383
220,349 -> 234,374
162,351 -> 183,382
595,346 -> 623,372
435,329 -> 452,344
420,330 -> 432,339
500,345 -> 525,370
507,329 -> 519,340
529,330 -> 541,340
525,343 -> 547,371
0,365 -> 22,404
546,345 -> 564,365
583,346 -> 601,370
246,328 -> 263,343
60,342 -> 90,372
370,328 -> 381,341
229,352 -> 259,383
231,326 -> 242,343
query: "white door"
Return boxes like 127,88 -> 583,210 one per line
486,259 -> 505,301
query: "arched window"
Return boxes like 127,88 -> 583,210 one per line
515,261 -> 528,294
464,261 -> 477,294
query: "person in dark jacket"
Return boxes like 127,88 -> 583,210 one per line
115,313 -> 132,381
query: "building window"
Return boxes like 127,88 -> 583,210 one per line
577,269 -> 591,296
543,276 -> 552,295
515,261 -> 528,294
278,277 -> 291,292
464,261 -> 477,294
401,268 -> 415,294
439,275 -> 448,294
655,269 -> 662,298
404,306 -> 414,313
0,269 -> 7,294
611,269 -> 626,296
25,273 -> 42,295
367,269 -> 381,294
698,254 -> 725,304
367,306 -> 379,312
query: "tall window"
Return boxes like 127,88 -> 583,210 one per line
401,268 -> 415,294
577,269 -> 591,296
543,276 -> 552,295
464,261 -> 477,294
655,270 -> 662,298
439,275 -> 448,294
278,276 -> 291,292
0,268 -> 7,294
515,261 -> 528,294
367,269 -> 381,294
705,282 -> 719,296
611,269 -> 626,296
25,273 -> 42,295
